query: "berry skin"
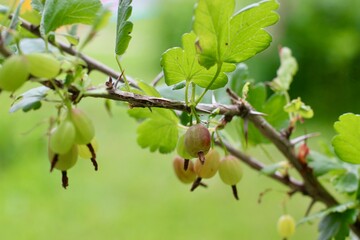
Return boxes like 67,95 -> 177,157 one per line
277,214 -> 296,239
0,55 -> 29,91
184,124 -> 211,162
26,53 -> 60,78
219,155 -> 243,185
177,134 -> 192,160
194,149 -> 220,179
48,145 -> 78,171
173,156 -> 196,184
218,155 -> 243,200
49,119 -> 76,154
70,108 -> 95,145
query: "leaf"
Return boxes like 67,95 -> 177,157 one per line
193,0 -> 234,68
228,63 -> 250,96
31,0 -> 44,13
307,151 -> 345,177
261,161 -> 286,175
284,97 -> 314,119
334,172 -> 358,194
269,47 -> 298,92
161,32 -> 235,90
193,0 -> 279,68
4,0 -> 22,44
136,109 -> 179,153
298,201 -> 358,225
318,209 -> 358,240
10,86 -> 49,113
40,0 -> 102,35
239,92 -> 288,146
332,113 -> 360,164
115,0 -> 133,56
137,81 -> 161,97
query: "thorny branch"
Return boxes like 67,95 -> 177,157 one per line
3,13 -> 360,237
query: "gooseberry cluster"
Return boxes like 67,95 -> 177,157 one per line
173,124 -> 243,200
48,107 -> 98,188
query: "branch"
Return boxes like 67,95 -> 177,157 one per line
8,14 -> 138,87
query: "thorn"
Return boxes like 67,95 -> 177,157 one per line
231,185 -> 239,200
86,143 -> 98,171
198,152 -> 205,165
184,159 -> 189,171
61,171 -> 68,189
50,154 -> 59,172
249,110 -> 267,116
190,177 -> 202,191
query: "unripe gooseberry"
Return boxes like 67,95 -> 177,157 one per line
177,134 -> 192,159
26,53 -> 61,78
184,124 -> 211,162
194,149 -> 220,179
173,156 -> 196,184
0,55 -> 29,91
277,214 -> 296,239
48,145 -> 78,171
219,155 -> 243,186
70,108 -> 95,144
49,119 -> 76,154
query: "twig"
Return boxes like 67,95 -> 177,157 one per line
151,71 -> 164,87
291,132 -> 320,145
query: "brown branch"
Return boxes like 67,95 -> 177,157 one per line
8,14 -> 138,88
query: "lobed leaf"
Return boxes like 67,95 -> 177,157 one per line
161,32 -> 235,90
136,109 -> 179,154
193,0 -> 279,68
332,113 -> 360,164
40,0 -> 101,35
115,0 -> 133,56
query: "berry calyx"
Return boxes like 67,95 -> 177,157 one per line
218,155 -> 243,200
173,156 -> 196,184
277,214 -> 296,239
0,55 -> 29,92
49,119 -> 76,154
70,108 -> 95,145
184,124 -> 211,164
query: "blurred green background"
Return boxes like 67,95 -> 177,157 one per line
1,0 -> 359,239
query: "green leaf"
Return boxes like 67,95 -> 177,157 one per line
4,0 -> 22,44
40,0 -> 101,35
307,151 -> 345,177
298,201 -> 358,225
228,63 -> 250,95
10,86 -> 49,113
136,109 -> 179,153
332,113 -> 360,164
239,93 -> 288,146
137,81 -> 161,97
269,47 -> 298,92
318,209 -> 357,240
193,0 -> 234,68
161,32 -> 235,90
115,0 -> 133,56
31,0 -> 45,13
334,172 -> 358,194
193,0 -> 279,68
284,97 -> 314,119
